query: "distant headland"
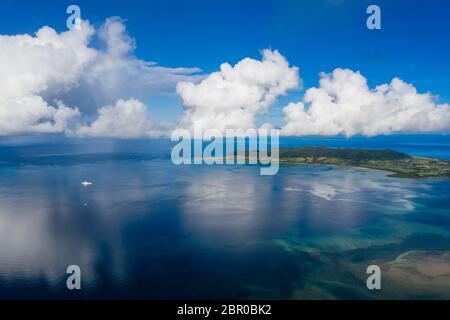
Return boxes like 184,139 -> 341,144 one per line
278,146 -> 450,178
229,146 -> 450,178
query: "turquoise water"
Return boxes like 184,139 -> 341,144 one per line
0,135 -> 449,299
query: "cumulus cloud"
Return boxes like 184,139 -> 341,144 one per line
282,68 -> 450,136
4,16 -> 450,139
58,17 -> 202,113
75,98 -> 152,138
0,21 -> 95,135
176,49 -> 299,133
0,17 -> 200,137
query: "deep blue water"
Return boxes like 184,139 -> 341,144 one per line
0,135 -> 450,299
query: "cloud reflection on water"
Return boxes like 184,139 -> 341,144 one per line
0,160 -> 446,298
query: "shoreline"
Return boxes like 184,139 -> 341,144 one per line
278,158 -> 450,179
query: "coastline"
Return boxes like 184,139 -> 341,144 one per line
279,158 -> 450,179
226,146 -> 450,179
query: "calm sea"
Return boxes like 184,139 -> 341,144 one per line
0,135 -> 449,299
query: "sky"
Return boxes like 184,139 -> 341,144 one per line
0,0 -> 449,138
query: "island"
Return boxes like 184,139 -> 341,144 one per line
277,146 -> 450,178
226,146 -> 450,178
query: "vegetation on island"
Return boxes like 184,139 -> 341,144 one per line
278,146 -> 450,178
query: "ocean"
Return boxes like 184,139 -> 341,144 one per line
0,134 -> 449,299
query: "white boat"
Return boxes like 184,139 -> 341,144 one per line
81,181 -> 93,187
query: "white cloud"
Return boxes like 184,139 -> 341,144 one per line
282,68 -> 450,136
176,49 -> 299,133
98,16 -> 136,58
0,23 -> 96,98
3,16 -> 450,139
75,98 -> 152,138
0,21 -> 95,135
0,17 -> 201,137
62,17 -> 202,113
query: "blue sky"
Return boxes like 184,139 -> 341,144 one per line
0,0 -> 449,136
